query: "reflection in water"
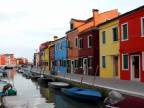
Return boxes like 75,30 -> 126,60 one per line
2,69 -> 104,108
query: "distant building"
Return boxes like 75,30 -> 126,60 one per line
0,54 -> 6,66
16,58 -> 28,65
33,52 -> 40,67
49,44 -> 55,72
39,41 -> 53,74
5,54 -> 15,65
0,54 -> 15,66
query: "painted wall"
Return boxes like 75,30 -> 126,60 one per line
119,7 -> 144,82
49,44 -> 55,72
78,29 -> 99,75
54,37 -> 67,74
99,20 -> 120,78
67,30 -> 79,60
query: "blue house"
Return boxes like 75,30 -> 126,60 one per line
54,37 -> 67,74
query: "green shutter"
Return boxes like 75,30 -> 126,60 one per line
123,55 -> 128,69
113,27 -> 118,41
123,24 -> 128,40
102,56 -> 106,68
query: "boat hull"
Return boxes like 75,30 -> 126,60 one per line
61,87 -> 102,102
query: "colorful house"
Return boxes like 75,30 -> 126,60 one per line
0,54 -> 6,66
54,37 -> 68,74
33,52 -> 40,67
77,9 -> 120,76
66,19 -> 84,74
49,43 -> 55,73
119,5 -> 144,82
99,19 -> 120,78
39,41 -> 52,74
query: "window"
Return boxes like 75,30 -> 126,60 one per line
102,31 -> 106,44
122,54 -> 129,70
88,57 -> 93,68
75,38 -> 78,48
74,60 -> 78,68
79,38 -> 83,48
122,23 -> 128,40
88,35 -> 93,48
102,56 -> 106,68
112,26 -> 118,41
142,52 -> 144,71
141,17 -> 144,36
70,23 -> 74,29
79,58 -> 83,67
63,60 -> 67,67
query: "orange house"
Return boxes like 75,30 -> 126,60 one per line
66,19 -> 85,74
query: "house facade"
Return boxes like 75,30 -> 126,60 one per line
54,37 -> 68,74
119,6 -> 144,82
77,9 -> 120,76
99,19 -> 120,78
66,19 -> 85,74
49,44 -> 55,72
39,41 -> 52,74
33,53 -> 40,67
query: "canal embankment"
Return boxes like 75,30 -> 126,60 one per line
29,67 -> 144,98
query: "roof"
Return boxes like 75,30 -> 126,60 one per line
98,5 -> 144,27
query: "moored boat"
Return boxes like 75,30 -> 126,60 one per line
49,82 -> 70,89
61,87 -> 102,102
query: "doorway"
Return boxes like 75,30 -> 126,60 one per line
113,56 -> 118,77
131,55 -> 140,80
83,58 -> 88,75
71,60 -> 74,74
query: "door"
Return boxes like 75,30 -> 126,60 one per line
113,56 -> 118,77
83,58 -> 88,75
131,55 -> 140,80
71,60 -> 74,74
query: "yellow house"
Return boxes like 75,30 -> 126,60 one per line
99,19 -> 120,78
44,47 -> 50,74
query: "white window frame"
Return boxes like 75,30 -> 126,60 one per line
122,53 -> 129,70
88,35 -> 92,48
141,17 -> 144,37
121,23 -> 128,41
142,52 -> 144,71
112,26 -> 118,42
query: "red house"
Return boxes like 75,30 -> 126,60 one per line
0,55 -> 6,65
120,5 -> 144,82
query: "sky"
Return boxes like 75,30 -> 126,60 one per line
0,0 -> 144,62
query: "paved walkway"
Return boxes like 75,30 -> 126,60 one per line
55,73 -> 144,97
30,67 -> 144,97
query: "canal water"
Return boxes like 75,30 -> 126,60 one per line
2,69 -> 104,108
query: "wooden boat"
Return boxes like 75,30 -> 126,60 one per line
49,82 -> 70,89
61,87 -> 102,102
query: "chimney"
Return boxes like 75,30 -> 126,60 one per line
93,9 -> 99,26
53,36 -> 58,41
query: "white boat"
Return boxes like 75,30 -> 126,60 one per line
49,82 -> 70,89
